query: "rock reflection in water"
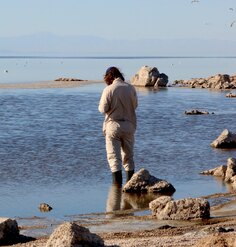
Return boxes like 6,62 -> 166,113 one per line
122,193 -> 162,210
106,183 -> 174,217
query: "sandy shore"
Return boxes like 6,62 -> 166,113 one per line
4,216 -> 236,247
0,79 -> 103,89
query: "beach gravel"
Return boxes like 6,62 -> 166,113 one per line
2,216 -> 236,247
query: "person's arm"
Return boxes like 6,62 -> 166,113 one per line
98,88 -> 110,114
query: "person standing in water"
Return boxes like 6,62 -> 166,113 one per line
98,67 -> 138,184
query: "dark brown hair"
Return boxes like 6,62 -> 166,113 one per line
104,67 -> 125,85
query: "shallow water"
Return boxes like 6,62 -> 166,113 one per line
0,81 -> 236,220
1,56 -> 236,84
1,56 -> 236,220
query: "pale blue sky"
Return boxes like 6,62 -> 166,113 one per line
1,0 -> 236,40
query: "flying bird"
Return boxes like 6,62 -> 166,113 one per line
230,20 -> 235,27
229,8 -> 234,11
191,0 -> 199,3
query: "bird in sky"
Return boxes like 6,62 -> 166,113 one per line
230,20 -> 235,27
229,8 -> 234,11
191,0 -> 199,3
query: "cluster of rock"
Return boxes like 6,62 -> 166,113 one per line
123,169 -> 212,220
184,109 -> 212,115
211,129 -> 236,148
54,77 -> 84,81
200,157 -> 236,189
131,66 -> 169,87
173,73 -> 236,89
0,218 -> 104,247
123,168 -> 175,194
149,196 -> 210,220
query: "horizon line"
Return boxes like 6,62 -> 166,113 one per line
0,55 -> 236,59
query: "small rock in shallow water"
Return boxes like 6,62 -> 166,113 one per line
211,129 -> 236,148
122,168 -> 175,194
184,109 -> 212,115
226,92 -> 236,97
39,203 -> 53,212
54,77 -> 84,81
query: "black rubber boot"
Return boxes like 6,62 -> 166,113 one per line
126,170 -> 134,182
112,170 -> 122,185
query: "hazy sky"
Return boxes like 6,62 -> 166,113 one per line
1,0 -> 236,40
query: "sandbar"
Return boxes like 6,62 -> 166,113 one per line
0,80 -> 103,89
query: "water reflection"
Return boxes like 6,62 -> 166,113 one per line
122,192 -> 161,210
106,184 -> 123,214
134,86 -> 167,94
106,183 -> 174,217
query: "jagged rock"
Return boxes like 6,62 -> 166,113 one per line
149,196 -> 210,220
39,203 -> 53,212
131,66 -> 168,87
122,168 -> 175,194
0,218 -> 19,243
226,92 -> 236,97
225,158 -> 236,182
131,66 -> 159,86
173,73 -> 236,89
54,78 -> 84,81
46,222 -> 104,247
200,165 -> 227,177
211,129 -> 236,148
184,109 -> 210,115
230,176 -> 236,190
200,158 -> 236,188
154,73 -> 169,87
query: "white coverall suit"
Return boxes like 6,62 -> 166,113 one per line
98,78 -> 138,173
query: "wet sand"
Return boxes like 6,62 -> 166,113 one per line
1,192 -> 236,247
4,215 -> 236,247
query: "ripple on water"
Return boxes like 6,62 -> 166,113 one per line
0,86 -> 236,218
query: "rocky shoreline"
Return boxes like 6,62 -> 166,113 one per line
2,193 -> 236,247
0,71 -> 236,91
172,73 -> 236,90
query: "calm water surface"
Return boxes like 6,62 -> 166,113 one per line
0,57 -> 236,220
1,56 -> 236,84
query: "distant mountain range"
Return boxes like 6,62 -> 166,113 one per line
0,33 -> 236,57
